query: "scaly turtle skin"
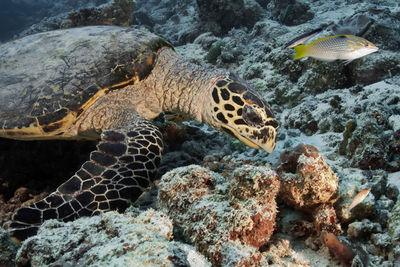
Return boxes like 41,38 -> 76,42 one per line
0,26 -> 279,241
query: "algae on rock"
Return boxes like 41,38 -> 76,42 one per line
158,164 -> 280,266
15,209 -> 210,266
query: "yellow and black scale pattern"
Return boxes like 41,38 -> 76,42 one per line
210,74 -> 278,151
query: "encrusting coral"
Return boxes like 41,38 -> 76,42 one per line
277,144 -> 339,211
158,164 -> 280,266
312,204 -> 341,234
277,144 -> 341,236
14,208 -> 210,266
0,228 -> 18,267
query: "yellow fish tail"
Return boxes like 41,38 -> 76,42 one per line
293,45 -> 308,60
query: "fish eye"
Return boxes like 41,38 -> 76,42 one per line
243,105 -> 262,125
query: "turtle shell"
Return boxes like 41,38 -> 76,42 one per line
0,26 -> 172,138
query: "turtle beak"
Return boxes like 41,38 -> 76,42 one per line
224,124 -> 277,153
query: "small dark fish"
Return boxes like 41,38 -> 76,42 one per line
284,26 -> 323,49
348,188 -> 371,211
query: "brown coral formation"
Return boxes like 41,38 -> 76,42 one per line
277,144 -> 339,212
277,144 -> 341,237
158,164 -> 280,266
312,204 -> 341,235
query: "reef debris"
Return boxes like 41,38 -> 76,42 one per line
271,0 -> 314,26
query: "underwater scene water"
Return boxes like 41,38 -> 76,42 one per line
0,0 -> 399,266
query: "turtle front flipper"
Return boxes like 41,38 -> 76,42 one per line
9,120 -> 163,241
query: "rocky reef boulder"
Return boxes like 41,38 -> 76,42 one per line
0,228 -> 18,267
158,164 -> 280,266
15,209 -> 209,266
277,144 -> 339,211
277,144 -> 341,234
196,0 -> 262,35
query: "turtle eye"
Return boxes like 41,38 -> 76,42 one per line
243,105 -> 262,125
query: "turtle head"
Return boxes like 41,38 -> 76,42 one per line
205,74 -> 279,153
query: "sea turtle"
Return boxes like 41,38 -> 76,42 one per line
0,26 -> 279,241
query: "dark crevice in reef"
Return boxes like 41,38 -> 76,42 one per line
0,138 -> 95,201
342,64 -> 356,89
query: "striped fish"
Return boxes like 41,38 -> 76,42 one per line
348,188 -> 371,211
294,35 -> 378,63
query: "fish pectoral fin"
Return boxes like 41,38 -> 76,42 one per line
293,45 -> 308,60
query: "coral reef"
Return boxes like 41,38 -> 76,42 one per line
158,164 -> 280,266
65,0 -> 135,27
312,204 -> 341,234
15,208 -> 210,266
334,169 -> 376,222
196,0 -> 261,35
332,12 -> 374,36
1,0 -> 400,265
283,79 -> 400,172
347,219 -> 382,238
389,199 -> 400,262
0,0 -> 109,41
158,122 -> 232,175
15,0 -> 135,38
262,236 -> 310,266
0,228 -> 18,267
277,144 -> 339,212
270,0 -> 314,26
134,0 -> 201,45
204,40 -> 226,64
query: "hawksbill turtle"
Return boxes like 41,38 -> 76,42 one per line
0,26 -> 279,241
